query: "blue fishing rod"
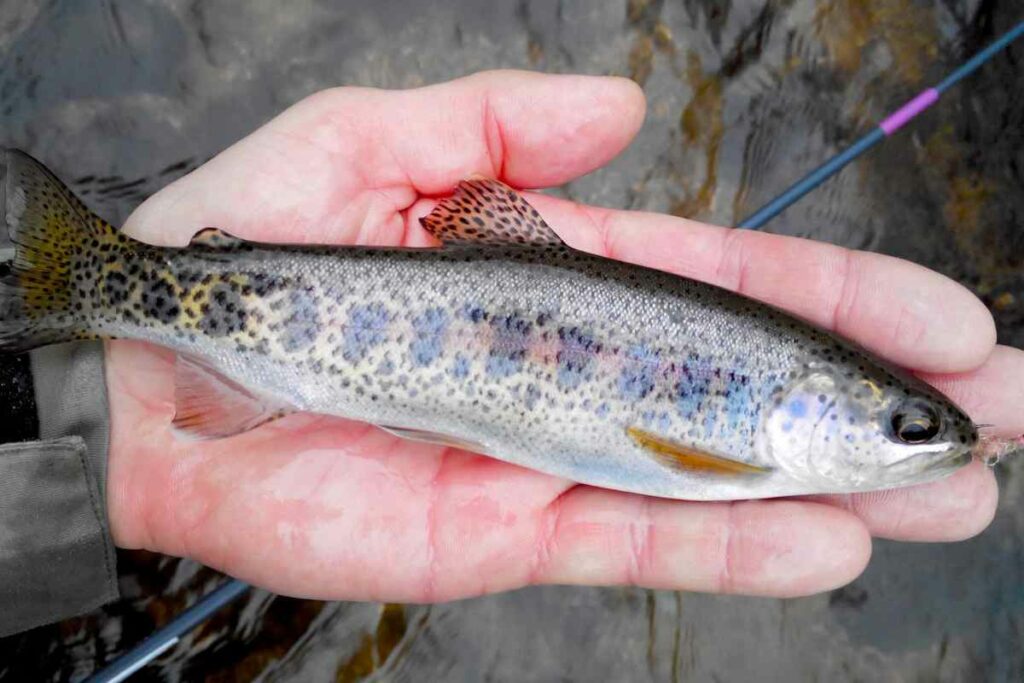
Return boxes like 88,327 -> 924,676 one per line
740,19 -> 1024,229
86,18 -> 1024,683
87,578 -> 251,683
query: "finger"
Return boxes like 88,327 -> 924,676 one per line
329,69 -> 648,191
531,488 -> 871,598
125,70 -> 646,243
919,344 -> 1024,435
812,458 -> 997,542
520,195 -> 995,373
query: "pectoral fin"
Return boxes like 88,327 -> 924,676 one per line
627,427 -> 771,476
172,354 -> 294,440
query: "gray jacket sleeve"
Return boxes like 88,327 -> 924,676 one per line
0,341 -> 118,637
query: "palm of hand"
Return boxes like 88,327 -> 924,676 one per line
105,71 -> 1009,601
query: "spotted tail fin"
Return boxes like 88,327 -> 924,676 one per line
0,149 -> 125,352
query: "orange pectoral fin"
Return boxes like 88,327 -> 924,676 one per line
172,354 -> 294,440
627,427 -> 771,476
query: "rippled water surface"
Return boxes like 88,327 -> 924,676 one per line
2,1 -> 1023,680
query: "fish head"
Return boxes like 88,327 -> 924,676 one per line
761,361 -> 976,492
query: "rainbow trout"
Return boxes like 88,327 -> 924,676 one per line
0,149 -> 978,500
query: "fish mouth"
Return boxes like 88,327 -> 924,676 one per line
920,449 -> 972,472
884,446 -> 972,481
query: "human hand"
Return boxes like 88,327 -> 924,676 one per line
107,71 -> 1012,600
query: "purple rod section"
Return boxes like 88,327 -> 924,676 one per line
879,88 -> 940,135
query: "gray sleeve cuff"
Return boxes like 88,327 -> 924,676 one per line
0,436 -> 117,637
0,342 -> 117,636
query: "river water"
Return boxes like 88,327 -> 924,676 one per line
1,1 -> 1023,681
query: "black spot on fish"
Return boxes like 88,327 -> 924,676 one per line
198,283 -> 247,337
524,383 -> 541,410
103,270 -> 130,306
460,304 -> 488,324
141,275 -> 180,324
281,288 -> 321,352
556,326 -> 597,389
176,269 -> 203,287
486,313 -> 531,378
252,273 -> 288,297
618,345 -> 659,400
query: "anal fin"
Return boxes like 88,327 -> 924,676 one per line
172,354 -> 294,440
380,425 -> 486,453
627,427 -> 770,476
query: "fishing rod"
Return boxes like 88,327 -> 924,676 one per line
85,18 -> 1024,683
740,18 -> 1024,229
88,578 -> 251,683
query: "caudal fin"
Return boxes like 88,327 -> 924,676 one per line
0,149 -> 123,352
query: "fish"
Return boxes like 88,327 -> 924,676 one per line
0,148 -> 981,500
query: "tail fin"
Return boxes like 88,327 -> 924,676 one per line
0,149 -> 122,352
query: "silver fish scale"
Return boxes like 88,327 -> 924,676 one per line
95,240 -> 956,500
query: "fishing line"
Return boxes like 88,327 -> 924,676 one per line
85,18 -> 1024,683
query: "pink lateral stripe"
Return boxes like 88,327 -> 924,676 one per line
879,88 -> 940,135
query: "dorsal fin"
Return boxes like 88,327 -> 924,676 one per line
627,427 -> 771,476
419,177 -> 565,246
172,354 -> 294,440
188,227 -> 246,249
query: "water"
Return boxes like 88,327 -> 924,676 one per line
1,0 -> 1023,680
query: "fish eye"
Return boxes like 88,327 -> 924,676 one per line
890,401 -> 941,444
